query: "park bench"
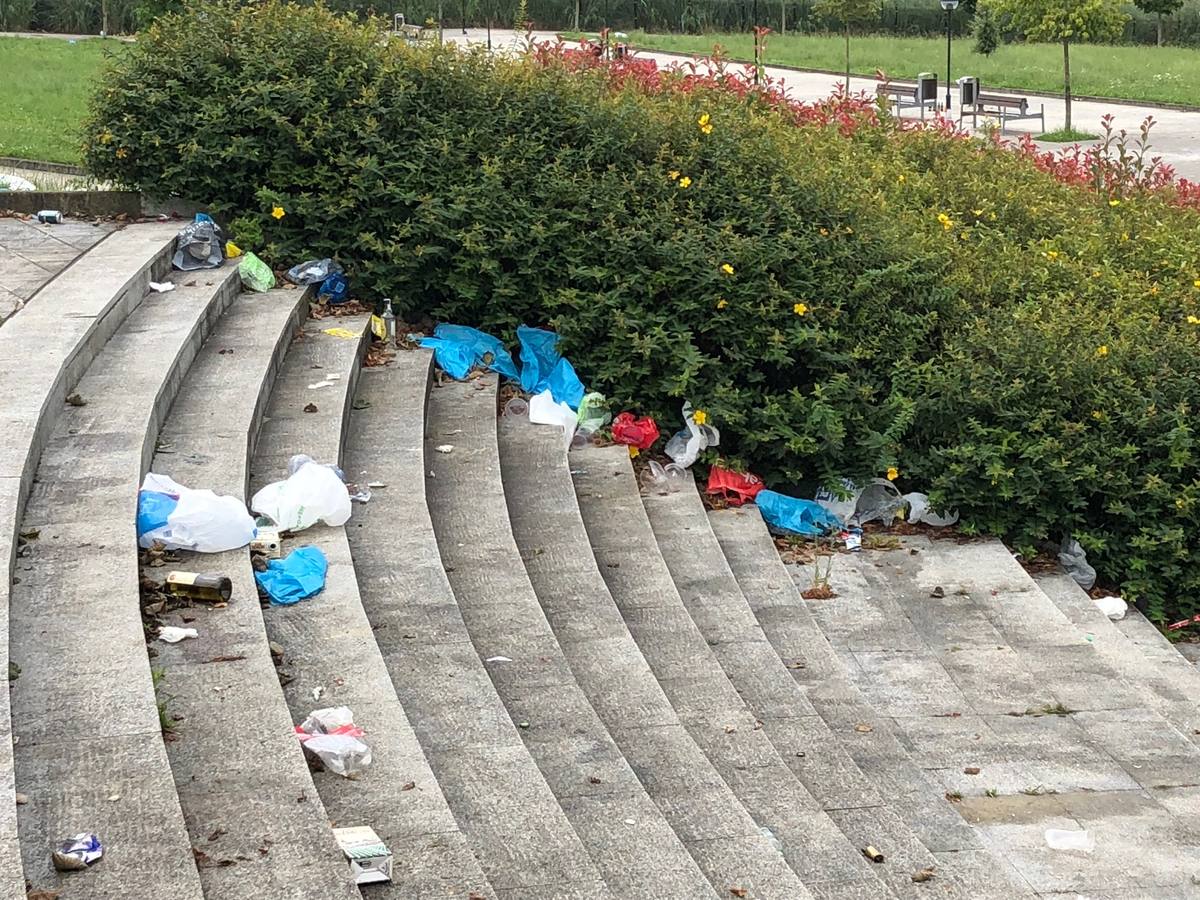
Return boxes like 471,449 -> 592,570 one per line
960,88 -> 1046,133
876,77 -> 937,120
391,13 -> 437,43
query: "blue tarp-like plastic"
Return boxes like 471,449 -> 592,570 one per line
255,545 -> 328,606
757,490 -> 843,536
418,324 -> 519,381
137,491 -> 178,540
517,325 -> 585,409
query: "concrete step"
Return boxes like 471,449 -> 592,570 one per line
0,221 -> 176,897
707,504 -> 1033,897
147,286 -> 361,898
427,374 -> 695,899
572,446 -> 869,899
810,536 -> 1200,895
498,417 -> 790,899
250,323 -> 495,898
10,252 -> 236,899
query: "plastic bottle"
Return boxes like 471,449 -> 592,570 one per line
381,299 -> 396,345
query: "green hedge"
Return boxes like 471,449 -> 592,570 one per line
85,1 -> 1200,625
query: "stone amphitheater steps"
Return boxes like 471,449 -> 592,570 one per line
572,447 -> 901,900
812,536 -> 1200,896
249,324 -> 494,898
425,373 -> 715,899
146,286 -> 362,898
10,248 -> 237,899
499,419 -> 815,899
0,222 -> 176,897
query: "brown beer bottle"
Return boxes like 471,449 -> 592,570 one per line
165,571 -> 232,602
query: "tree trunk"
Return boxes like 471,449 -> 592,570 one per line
1157,13 -> 1163,46
780,0 -> 785,35
844,24 -> 850,93
574,0 -> 579,32
1062,39 -> 1072,132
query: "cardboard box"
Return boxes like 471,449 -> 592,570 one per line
333,826 -> 393,885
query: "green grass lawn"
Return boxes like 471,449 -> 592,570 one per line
0,37 -> 123,164
619,31 -> 1200,108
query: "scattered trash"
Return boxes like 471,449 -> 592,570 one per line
861,845 -> 885,863
322,327 -> 360,340
308,380 -> 335,390
317,272 -> 350,305
157,626 -> 198,643
903,492 -> 959,527
1044,829 -> 1093,852
664,402 -> 720,468
65,392 -> 86,407
148,281 -> 175,293
296,706 -> 371,776
51,834 -> 103,871
611,412 -> 660,451
251,518 -> 281,558
517,325 -> 585,409
1059,538 -> 1097,591
435,445 -> 455,454
286,258 -> 343,285
529,389 -> 577,449
641,460 -> 687,492
238,252 -> 276,292
333,826 -> 393,885
418,324 -> 518,381
225,241 -> 243,258
706,465 -> 764,506
842,528 -> 863,552
503,397 -> 529,418
165,571 -> 233,603
911,867 -> 936,883
172,215 -> 224,271
379,299 -> 396,344
35,209 -> 64,224
854,723 -> 873,733
1094,595 -> 1128,621
367,481 -> 387,489
853,479 -> 906,526
304,403 -> 319,413
576,392 -> 611,433
486,656 -> 512,663
347,482 -> 372,504
251,456 -> 352,532
730,889 -> 748,898
255,546 -> 328,605
14,793 -> 27,805
930,586 -> 946,599
137,473 -> 257,552
758,490 -> 843,536
0,173 -> 35,191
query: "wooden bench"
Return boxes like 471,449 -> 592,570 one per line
876,80 -> 937,119
391,13 -> 437,43
961,91 -> 1046,133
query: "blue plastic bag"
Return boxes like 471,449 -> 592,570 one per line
418,324 -> 519,381
255,546 -> 328,606
317,272 -> 349,305
757,490 -> 843,536
137,491 -> 178,539
517,325 -> 585,409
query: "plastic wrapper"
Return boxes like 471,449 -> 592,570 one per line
902,491 -> 959,527
706,465 -> 764,506
238,252 -> 276,292
255,545 -> 328,605
296,706 -> 371,776
757,490 -> 843,536
664,402 -> 720,468
417,324 -> 518,381
611,412 -> 660,451
576,392 -> 611,433
286,258 -> 343,285
52,833 -> 103,871
529,389 -> 577,449
172,217 -> 224,271
251,458 -> 351,532
517,325 -> 585,409
137,473 -> 256,552
1059,537 -> 1097,591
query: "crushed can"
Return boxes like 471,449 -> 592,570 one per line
36,210 -> 64,224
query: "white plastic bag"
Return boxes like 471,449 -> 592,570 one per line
529,389 -> 577,449
1045,829 -> 1093,852
1094,596 -> 1128,621
296,707 -> 371,777
1059,537 -> 1097,591
137,473 -> 256,552
251,458 -> 351,532
903,492 -> 960,527
853,479 -> 905,526
665,402 -> 720,468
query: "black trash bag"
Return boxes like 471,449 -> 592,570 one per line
286,258 -> 343,285
172,219 -> 224,271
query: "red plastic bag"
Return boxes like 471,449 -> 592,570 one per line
706,465 -> 764,507
611,412 -> 660,450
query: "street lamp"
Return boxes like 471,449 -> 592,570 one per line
940,0 -> 959,113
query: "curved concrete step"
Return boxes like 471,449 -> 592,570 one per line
572,446 -> 882,899
10,255 -> 237,899
814,537 -> 1200,895
0,221 -> 176,897
147,287 -> 360,898
498,418 -> 803,899
250,321 -> 495,898
708,504 -> 1034,897
427,374 -> 708,899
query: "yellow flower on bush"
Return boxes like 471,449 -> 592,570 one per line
628,446 -> 640,458
693,409 -> 708,425
98,130 -> 113,145
793,302 -> 808,316
115,147 -> 128,159
721,263 -> 735,276
897,174 -> 906,183
716,298 -> 728,309
937,212 -> 952,230
668,170 -> 680,181
886,467 -> 899,482
819,227 -> 829,236
1097,345 -> 1109,357
1044,250 -> 1059,261
678,176 -> 692,189
972,209 -> 983,217
697,113 -> 713,135
1177,498 -> 1187,509
272,206 -> 286,220
1109,199 -> 1121,207
1188,315 -> 1200,325
1092,410 -> 1103,420
1194,279 -> 1200,289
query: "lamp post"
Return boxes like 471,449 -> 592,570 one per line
940,0 -> 958,113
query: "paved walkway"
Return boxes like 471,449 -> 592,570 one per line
445,29 -> 1200,183
0,216 -> 113,323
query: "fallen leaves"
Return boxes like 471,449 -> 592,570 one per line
303,403 -> 318,413
964,766 -> 981,775
64,393 -> 86,407
729,888 -> 748,897
912,866 -> 936,883
854,723 -> 873,734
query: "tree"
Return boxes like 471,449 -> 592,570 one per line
981,0 -> 1127,131
813,0 -> 882,93
972,7 -> 1000,55
1134,0 -> 1183,46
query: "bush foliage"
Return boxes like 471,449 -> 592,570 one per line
85,1 -> 1200,625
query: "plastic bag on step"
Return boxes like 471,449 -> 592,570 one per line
137,473 -> 256,552
706,465 -> 764,506
238,252 -> 276,292
251,458 -> 352,532
296,706 -> 371,776
517,325 -> 585,409
757,490 -> 843,536
316,271 -> 349,305
853,479 -> 905,526
576,392 -> 611,433
902,492 -> 959,527
255,545 -> 328,605
529,389 -> 577,449
664,402 -> 720,469
611,412 -> 659,451
1059,537 -> 1097,591
418,324 -> 518,381
286,258 -> 343,285
814,478 -> 859,525
1094,595 -> 1127,621
172,216 -> 224,271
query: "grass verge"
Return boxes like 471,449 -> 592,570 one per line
1038,128 -> 1101,142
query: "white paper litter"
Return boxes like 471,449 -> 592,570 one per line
435,445 -> 455,454
1094,595 -> 1128,621
485,656 -> 512,663
529,389 -> 577,449
148,281 -> 176,293
1045,829 -> 1094,852
308,380 -> 335,389
158,626 -> 198,643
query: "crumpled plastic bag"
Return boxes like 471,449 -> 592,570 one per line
238,252 -> 275,292
902,491 -> 959,527
251,457 -> 351,532
529,389 -> 577,449
1045,829 -> 1093,852
286,258 -> 343,285
137,473 -> 257,552
255,545 -> 327,605
665,402 -> 720,468
295,706 -> 371,776
707,465 -> 765,507
517,325 -> 585,409
853,479 -> 906,526
576,392 -> 611,433
52,833 -> 103,871
317,271 -> 349,305
1094,595 -> 1128,621
611,412 -> 660,450
757,490 -> 843,536
1059,537 -> 1097,591
418,324 -> 519,381
814,478 -> 859,524
172,216 -> 224,271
